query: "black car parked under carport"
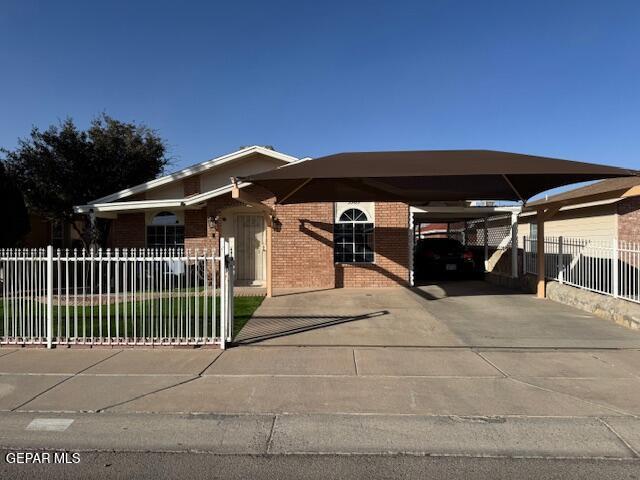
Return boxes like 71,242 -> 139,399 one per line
414,238 -> 484,280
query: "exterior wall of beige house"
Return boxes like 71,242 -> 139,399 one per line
518,202 -> 619,243
518,197 -> 639,245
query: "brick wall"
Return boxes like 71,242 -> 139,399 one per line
183,175 -> 201,197
184,209 -> 215,251
110,212 -> 145,248
618,197 -> 640,243
182,172 -> 210,252
335,202 -> 410,287
272,203 -> 335,289
107,191 -> 411,287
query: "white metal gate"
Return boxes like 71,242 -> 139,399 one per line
0,238 -> 235,348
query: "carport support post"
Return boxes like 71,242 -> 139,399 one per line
483,217 -> 489,271
266,214 -> 273,298
408,211 -> 415,287
536,209 -> 546,299
510,211 -> 518,278
612,237 -> 619,298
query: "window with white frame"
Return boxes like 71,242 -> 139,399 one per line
146,212 -> 185,249
334,208 -> 374,263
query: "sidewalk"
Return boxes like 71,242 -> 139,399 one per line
0,346 -> 639,458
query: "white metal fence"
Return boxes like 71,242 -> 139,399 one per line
0,238 -> 235,348
524,236 -> 640,304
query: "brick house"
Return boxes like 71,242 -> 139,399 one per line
75,146 -> 411,289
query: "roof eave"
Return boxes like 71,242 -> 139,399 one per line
89,146 -> 299,204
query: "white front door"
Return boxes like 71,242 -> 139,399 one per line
235,214 -> 266,286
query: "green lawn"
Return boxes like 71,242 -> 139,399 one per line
0,295 -> 263,340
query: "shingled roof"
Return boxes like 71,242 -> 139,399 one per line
527,176 -> 640,209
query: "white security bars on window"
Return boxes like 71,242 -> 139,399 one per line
0,239 -> 235,348
523,236 -> 640,304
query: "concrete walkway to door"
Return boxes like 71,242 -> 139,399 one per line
234,281 -> 640,348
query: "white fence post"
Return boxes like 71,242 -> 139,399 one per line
46,245 -> 53,349
219,238 -> 227,350
227,252 -> 234,343
612,238 -> 619,298
558,236 -> 564,285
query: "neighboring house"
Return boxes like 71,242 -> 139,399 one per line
416,223 -> 448,238
74,146 -> 411,289
519,177 -> 640,243
21,214 -> 83,250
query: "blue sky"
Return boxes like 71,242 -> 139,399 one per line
1,0 -> 639,181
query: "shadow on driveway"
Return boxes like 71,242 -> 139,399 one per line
411,280 -> 530,300
233,311 -> 389,345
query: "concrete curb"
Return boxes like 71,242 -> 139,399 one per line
0,412 -> 639,459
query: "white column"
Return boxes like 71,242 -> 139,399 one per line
511,211 -> 519,278
612,237 -> 619,298
408,211 -> 414,287
536,210 -> 546,298
219,237 -> 226,350
558,236 -> 564,284
483,217 -> 489,271
89,209 -> 97,249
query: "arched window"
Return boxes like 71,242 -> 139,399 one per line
151,211 -> 179,226
334,208 -> 374,263
147,211 -> 184,249
339,208 -> 369,222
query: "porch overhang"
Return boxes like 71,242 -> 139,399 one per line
73,182 -> 256,218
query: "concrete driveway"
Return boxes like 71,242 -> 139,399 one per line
235,280 -> 640,348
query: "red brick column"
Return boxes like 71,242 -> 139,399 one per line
618,197 -> 640,243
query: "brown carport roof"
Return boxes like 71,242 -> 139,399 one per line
241,150 -> 638,204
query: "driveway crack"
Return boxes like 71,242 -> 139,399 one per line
474,351 -> 508,377
265,414 -> 278,454
598,418 -> 640,458
352,349 -> 359,376
507,376 -> 634,416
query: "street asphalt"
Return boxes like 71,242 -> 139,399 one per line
2,451 -> 639,480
